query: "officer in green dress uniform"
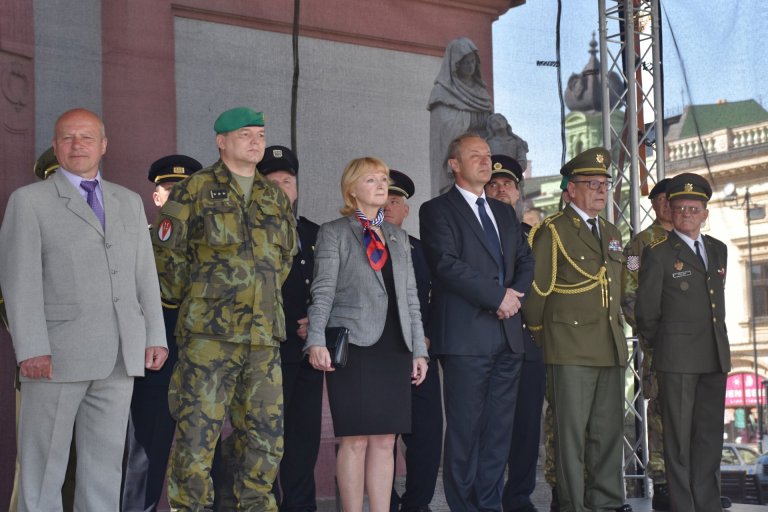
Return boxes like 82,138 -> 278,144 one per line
524,147 -> 629,512
620,178 -> 673,509
152,107 -> 297,511
636,173 -> 730,512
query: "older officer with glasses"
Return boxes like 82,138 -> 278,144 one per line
524,147 -> 631,512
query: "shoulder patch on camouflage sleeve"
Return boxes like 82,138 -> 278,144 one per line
626,255 -> 640,272
161,200 -> 190,221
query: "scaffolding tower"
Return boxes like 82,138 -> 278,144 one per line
598,0 -> 664,498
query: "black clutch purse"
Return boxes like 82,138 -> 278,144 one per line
325,326 -> 349,368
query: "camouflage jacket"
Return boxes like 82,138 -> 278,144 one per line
152,160 -> 297,346
621,220 -> 668,330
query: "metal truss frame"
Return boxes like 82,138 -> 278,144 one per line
598,0 -> 664,498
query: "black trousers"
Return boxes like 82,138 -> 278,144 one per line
441,350 -> 523,512
502,357 -> 545,511
276,359 -> 324,511
391,357 -> 444,511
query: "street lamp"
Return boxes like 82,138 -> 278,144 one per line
724,183 -> 766,451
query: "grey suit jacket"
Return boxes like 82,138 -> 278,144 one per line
0,171 -> 166,381
305,215 -> 427,359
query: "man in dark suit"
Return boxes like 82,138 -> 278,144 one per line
523,148 -> 629,512
0,108 -> 168,512
385,170 -> 442,512
636,173 -> 730,512
258,145 -> 324,512
485,155 -> 545,512
419,133 -> 534,511
122,154 -> 202,512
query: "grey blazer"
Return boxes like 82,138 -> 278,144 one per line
305,215 -> 427,359
0,171 -> 166,381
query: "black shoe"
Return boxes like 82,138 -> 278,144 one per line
615,505 -> 632,512
550,487 -> 559,512
652,483 -> 670,511
509,504 -> 538,512
720,496 -> 732,509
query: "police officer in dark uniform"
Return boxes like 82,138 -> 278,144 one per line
122,154 -> 202,512
636,173 -> 730,512
257,145 -> 324,512
383,170 -> 442,512
485,155 -> 545,512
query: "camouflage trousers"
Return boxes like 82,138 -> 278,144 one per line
167,338 -> 284,512
641,348 -> 665,482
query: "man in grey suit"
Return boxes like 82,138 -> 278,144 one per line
419,133 -> 534,511
0,108 -> 167,512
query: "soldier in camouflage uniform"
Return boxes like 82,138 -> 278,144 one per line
620,178 -> 672,510
153,107 -> 297,512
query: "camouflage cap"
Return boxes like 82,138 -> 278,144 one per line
667,173 -> 712,202
490,154 -> 523,183
648,178 -> 671,199
560,147 -> 611,178
214,107 -> 265,134
148,154 -> 202,185
257,145 -> 299,176
388,169 -> 415,199
34,147 -> 59,181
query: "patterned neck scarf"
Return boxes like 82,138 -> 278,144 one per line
354,208 -> 388,271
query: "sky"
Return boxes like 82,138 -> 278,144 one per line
491,1 -> 768,177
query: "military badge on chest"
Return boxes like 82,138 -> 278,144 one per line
672,259 -> 692,286
608,238 -> 622,252
210,189 -> 227,200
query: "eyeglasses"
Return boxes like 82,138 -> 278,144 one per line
571,179 -> 613,191
671,205 -> 705,215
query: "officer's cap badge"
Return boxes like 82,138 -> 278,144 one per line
272,149 -> 283,158
493,162 -> 502,170
596,153 -> 605,166
172,166 -> 185,174
684,183 -> 693,192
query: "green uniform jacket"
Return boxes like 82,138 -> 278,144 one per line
523,205 -> 628,367
621,220 -> 668,330
635,231 -> 730,374
152,160 -> 297,346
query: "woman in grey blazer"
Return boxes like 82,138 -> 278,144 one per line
306,156 -> 428,512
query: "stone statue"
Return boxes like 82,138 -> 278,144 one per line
486,113 -> 528,172
428,37 -> 493,195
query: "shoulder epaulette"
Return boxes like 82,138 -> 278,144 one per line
528,210 -> 563,246
542,211 -> 564,225
648,235 -> 668,249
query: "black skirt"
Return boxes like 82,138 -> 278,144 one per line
326,256 -> 412,437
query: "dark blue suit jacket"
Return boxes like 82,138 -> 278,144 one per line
419,187 -> 534,356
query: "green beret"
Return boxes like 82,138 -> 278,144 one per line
560,147 -> 611,178
214,107 -> 265,134
667,173 -> 712,202
34,147 -> 59,181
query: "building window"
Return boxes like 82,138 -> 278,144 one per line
753,261 -> 768,319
